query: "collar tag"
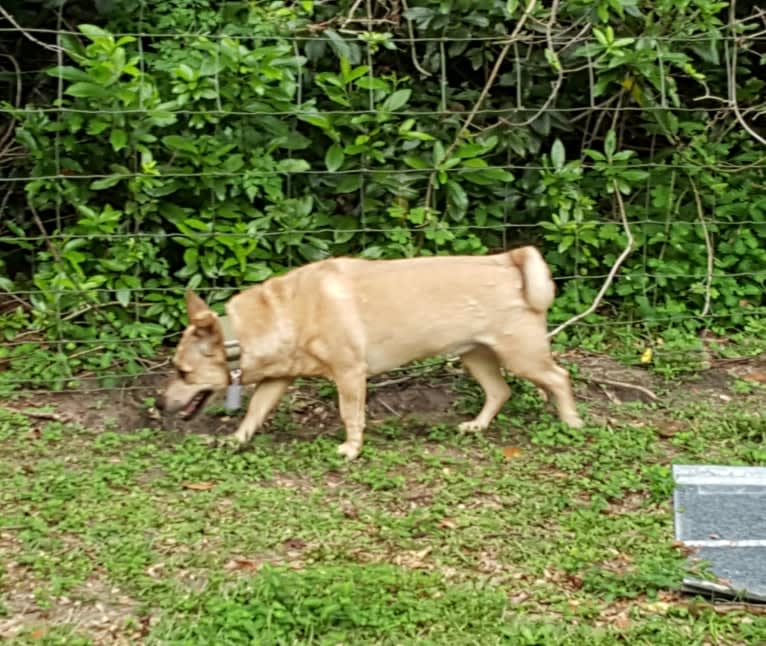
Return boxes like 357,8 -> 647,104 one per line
221,316 -> 242,413
225,368 -> 242,413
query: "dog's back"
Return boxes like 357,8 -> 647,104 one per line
281,248 -> 555,374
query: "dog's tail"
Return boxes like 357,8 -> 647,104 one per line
508,246 -> 556,314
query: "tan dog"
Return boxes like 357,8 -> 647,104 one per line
157,247 -> 583,459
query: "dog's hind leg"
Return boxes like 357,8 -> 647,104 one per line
458,346 -> 510,432
233,377 -> 293,444
493,336 -> 583,429
334,368 -> 368,460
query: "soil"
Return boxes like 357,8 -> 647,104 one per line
1,349 -> 765,643
2,349 -> 764,440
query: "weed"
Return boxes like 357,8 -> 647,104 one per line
2,381 -> 766,642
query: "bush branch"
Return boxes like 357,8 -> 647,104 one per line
548,181 -> 635,339
688,176 -> 714,318
423,0 -> 539,211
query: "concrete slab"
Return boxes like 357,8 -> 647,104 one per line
673,464 -> 766,602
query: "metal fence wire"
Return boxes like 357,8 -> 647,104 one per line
0,1 -> 765,393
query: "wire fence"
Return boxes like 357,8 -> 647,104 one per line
1,3 -> 765,395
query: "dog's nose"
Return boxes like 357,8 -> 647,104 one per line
155,394 -> 166,412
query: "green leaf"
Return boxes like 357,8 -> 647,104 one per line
116,288 -> 131,308
325,29 -> 352,62
325,144 -> 345,172
175,63 -> 196,82
343,64 -> 370,84
612,150 -> 634,161
461,167 -> 513,186
551,139 -> 566,170
620,169 -> 648,183
46,66 -> 92,82
281,132 -> 312,151
355,77 -> 389,91
399,118 -> 415,133
79,24 -> 111,40
432,141 -> 446,165
382,89 -> 411,112
86,119 -> 111,135
401,131 -> 435,141
455,143 -> 485,159
183,248 -> 198,266
339,56 -> 351,81
336,174 -> 362,193
404,156 -> 428,169
65,82 -> 110,98
90,175 -> 123,190
222,155 -> 245,173
544,48 -> 560,71
298,114 -> 333,131
446,181 -> 469,221
604,129 -> 617,161
162,135 -> 198,155
558,235 -> 575,253
461,158 -> 488,168
278,159 -> 311,172
110,129 -> 127,152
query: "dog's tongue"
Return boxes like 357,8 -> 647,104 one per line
182,397 -> 199,417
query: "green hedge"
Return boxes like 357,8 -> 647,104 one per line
0,0 -> 764,387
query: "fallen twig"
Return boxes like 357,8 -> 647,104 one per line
548,180 -> 635,338
586,375 -> 659,402
5,408 -> 72,423
376,398 -> 400,417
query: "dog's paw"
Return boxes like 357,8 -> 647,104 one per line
197,433 -> 219,446
337,442 -> 362,461
216,434 -> 247,452
458,420 -> 488,433
565,415 -> 585,429
232,428 -> 254,445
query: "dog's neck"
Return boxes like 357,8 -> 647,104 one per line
219,315 -> 241,385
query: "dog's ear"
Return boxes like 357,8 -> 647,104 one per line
185,290 -> 216,330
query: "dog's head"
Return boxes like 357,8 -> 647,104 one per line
156,290 -> 230,420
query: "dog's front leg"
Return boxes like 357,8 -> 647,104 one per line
334,370 -> 368,460
233,377 -> 293,445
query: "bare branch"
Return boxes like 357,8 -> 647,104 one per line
727,0 -> 766,146
424,0 -> 540,211
0,5 -> 62,53
341,0 -> 365,26
548,181 -> 635,339
401,0 -> 432,77
0,54 -> 22,157
688,176 -> 714,318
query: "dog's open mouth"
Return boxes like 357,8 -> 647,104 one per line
179,390 -> 212,420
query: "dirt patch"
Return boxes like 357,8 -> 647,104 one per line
566,349 -> 766,420
3,351 -> 764,445
0,564 -> 144,644
368,380 -> 458,418
1,370 -> 464,442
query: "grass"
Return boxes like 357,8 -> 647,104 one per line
1,372 -> 766,644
